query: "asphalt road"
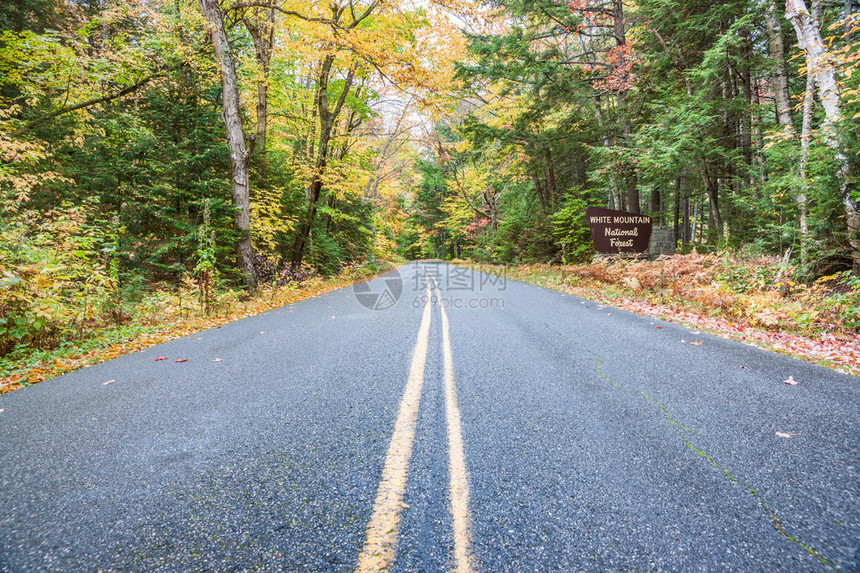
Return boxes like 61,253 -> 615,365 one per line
1,261 -> 858,572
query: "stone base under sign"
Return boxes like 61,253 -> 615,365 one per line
647,226 -> 676,257
593,226 -> 676,261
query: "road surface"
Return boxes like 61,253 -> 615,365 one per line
1,261 -> 858,571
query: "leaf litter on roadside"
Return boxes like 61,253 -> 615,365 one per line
0,271 -> 376,394
494,261 -> 860,377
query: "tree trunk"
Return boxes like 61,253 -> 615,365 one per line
244,5 -> 276,163
796,0 -> 821,267
739,30 -> 753,170
691,199 -> 699,243
545,150 -> 558,210
533,172 -> 549,214
673,176 -> 681,245
751,83 -> 767,188
682,197 -> 691,247
651,182 -> 661,223
612,0 -> 640,214
700,162 -> 725,238
291,59 -> 356,267
588,92 -> 621,211
767,0 -> 794,129
199,0 -> 256,289
786,0 -> 860,272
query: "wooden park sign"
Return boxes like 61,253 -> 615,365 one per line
586,206 -> 652,254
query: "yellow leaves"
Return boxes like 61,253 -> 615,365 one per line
251,185 -> 297,253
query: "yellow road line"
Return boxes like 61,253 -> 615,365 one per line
356,282 -> 432,572
434,280 -> 476,573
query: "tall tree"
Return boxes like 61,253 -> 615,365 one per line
786,0 -> 860,272
199,0 -> 257,288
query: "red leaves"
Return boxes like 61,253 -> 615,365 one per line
593,45 -> 637,94
174,358 -> 188,363
154,356 -> 168,361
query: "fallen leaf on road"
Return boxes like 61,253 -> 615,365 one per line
103,379 -> 115,385
212,358 -> 222,362
260,331 -> 265,334
784,376 -> 799,385
775,432 -> 801,438
655,326 -> 663,329
740,365 -> 747,369
690,341 -> 703,346
154,356 -> 168,361
174,358 -> 188,363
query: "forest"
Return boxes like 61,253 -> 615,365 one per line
1,0 -> 859,373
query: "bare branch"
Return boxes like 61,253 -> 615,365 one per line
348,1 -> 378,28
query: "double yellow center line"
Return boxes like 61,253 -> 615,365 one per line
355,278 -> 475,573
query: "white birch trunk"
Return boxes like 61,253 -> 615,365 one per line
767,0 -> 794,129
786,0 -> 860,272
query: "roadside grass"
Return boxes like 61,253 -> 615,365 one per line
458,252 -> 860,377
0,259 -> 400,393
